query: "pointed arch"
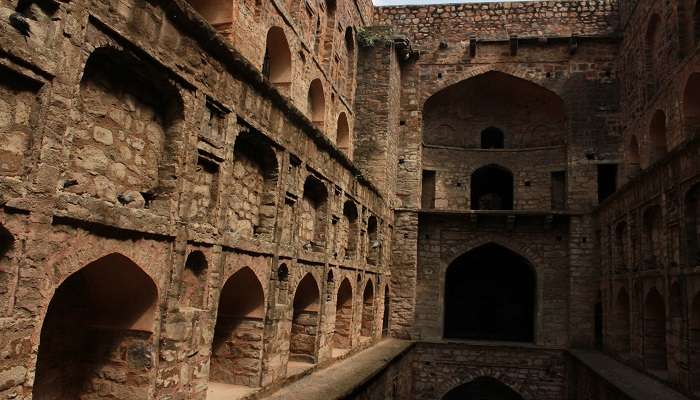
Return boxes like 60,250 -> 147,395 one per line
361,278 -> 375,338
211,267 -> 265,386
344,27 -> 356,96
342,200 -> 359,259
308,79 -> 326,131
333,278 -> 353,351
442,376 -> 525,400
336,112 -> 351,155
231,130 -> 279,238
33,253 -> 158,399
290,273 -> 321,363
423,70 -> 566,149
444,243 -> 536,342
301,176 -> 329,249
649,110 -> 668,164
264,27 -> 292,95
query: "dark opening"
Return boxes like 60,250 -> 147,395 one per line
442,377 -> 524,400
597,164 -> 618,203
481,127 -> 505,149
444,244 -> 535,342
470,165 -> 513,210
551,171 -> 567,210
422,170 -> 437,209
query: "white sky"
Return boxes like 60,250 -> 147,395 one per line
373,0 -> 532,5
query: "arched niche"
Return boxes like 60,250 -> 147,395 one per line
229,130 -> 279,239
444,243 -> 535,342
344,27 -> 356,96
442,377 -> 525,400
649,110 -> 668,164
70,47 -> 183,212
423,71 -> 566,149
308,79 -> 325,131
360,279 -> 375,338
300,176 -> 329,250
480,127 -> 505,149
290,273 -> 321,364
470,164 -> 514,210
33,253 -> 158,399
333,278 -> 353,352
321,0 -> 337,68
366,216 -> 379,265
644,288 -> 667,372
211,267 -> 265,386
264,27 -> 292,95
341,200 -> 359,259
336,112 -> 351,155
181,250 -> 208,308
0,64 -> 41,178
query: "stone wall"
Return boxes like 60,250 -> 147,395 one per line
0,0 -> 392,398
594,0 -> 700,396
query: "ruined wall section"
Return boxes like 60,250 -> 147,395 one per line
0,0 -> 393,397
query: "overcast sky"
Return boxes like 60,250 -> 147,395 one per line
373,0 -> 530,5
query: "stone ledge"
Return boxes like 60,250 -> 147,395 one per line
259,339 -> 413,400
569,350 -> 692,400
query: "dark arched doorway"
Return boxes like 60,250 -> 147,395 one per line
33,253 -> 158,399
442,377 -> 525,400
444,244 -> 535,342
470,165 -> 514,210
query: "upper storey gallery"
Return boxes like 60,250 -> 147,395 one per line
186,0 -> 372,159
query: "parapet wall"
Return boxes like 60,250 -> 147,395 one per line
374,0 -> 619,47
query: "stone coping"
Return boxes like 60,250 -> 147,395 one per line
569,350 -> 692,400
260,339 -> 414,400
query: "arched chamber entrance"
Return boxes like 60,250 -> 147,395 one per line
443,377 -> 525,400
444,244 -> 535,342
471,164 -> 514,210
33,254 -> 158,399
211,267 -> 265,387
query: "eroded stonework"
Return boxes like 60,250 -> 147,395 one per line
1,0 -> 699,399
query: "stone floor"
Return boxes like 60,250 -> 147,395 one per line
207,382 -> 260,400
264,339 -> 412,400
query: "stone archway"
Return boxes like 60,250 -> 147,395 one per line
444,243 -> 536,342
33,253 -> 158,400
442,376 -> 525,400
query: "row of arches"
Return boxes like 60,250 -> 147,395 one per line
627,72 -> 700,173
609,284 -> 700,390
300,176 -> 382,264
264,26 -> 353,151
32,251 -> 390,398
611,181 -> 700,274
